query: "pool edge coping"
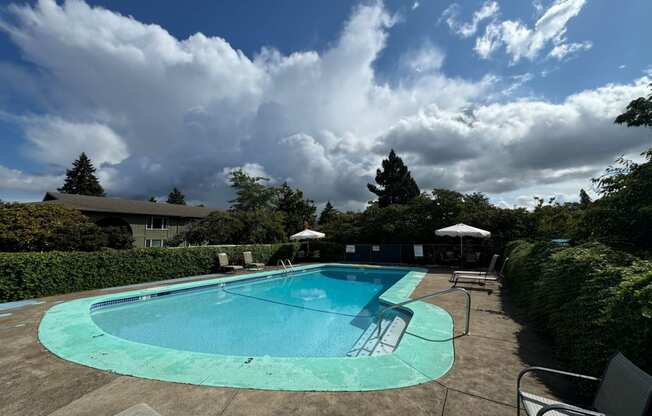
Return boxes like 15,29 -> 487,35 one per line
38,263 -> 455,391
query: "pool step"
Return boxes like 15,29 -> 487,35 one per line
346,315 -> 408,357
371,315 -> 407,356
345,320 -> 386,357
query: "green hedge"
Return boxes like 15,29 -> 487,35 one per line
504,240 -> 652,384
0,243 -> 320,302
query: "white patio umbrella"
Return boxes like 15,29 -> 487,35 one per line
435,223 -> 491,265
290,228 -> 326,256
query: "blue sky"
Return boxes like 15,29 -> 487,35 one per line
0,0 -> 650,209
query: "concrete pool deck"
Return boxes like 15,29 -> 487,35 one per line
1,266 -> 567,415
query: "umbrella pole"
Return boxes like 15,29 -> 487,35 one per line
460,236 -> 463,268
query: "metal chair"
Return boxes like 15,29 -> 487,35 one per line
517,353 -> 652,415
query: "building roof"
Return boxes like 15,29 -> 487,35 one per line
42,192 -> 216,218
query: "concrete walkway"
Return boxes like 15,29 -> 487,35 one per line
0,268 -> 563,416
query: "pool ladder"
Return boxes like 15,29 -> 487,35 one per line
277,259 -> 296,272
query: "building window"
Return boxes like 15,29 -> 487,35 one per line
146,216 -> 168,230
145,239 -> 165,248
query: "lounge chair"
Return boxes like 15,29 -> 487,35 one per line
218,253 -> 243,273
243,251 -> 265,270
450,254 -> 503,285
517,352 -> 652,416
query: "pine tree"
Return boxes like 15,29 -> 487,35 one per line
167,188 -> 186,205
58,153 -> 105,196
367,149 -> 420,207
579,188 -> 592,208
318,201 -> 338,225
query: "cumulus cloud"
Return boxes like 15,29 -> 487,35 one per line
0,165 -> 62,192
0,0 -> 491,205
375,76 -> 652,195
22,117 -> 129,167
473,0 -> 589,63
0,0 -> 648,208
439,1 -> 499,38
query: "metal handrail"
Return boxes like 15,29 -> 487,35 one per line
377,287 -> 471,337
277,259 -> 287,270
285,259 -> 296,271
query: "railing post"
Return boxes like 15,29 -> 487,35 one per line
463,288 -> 471,335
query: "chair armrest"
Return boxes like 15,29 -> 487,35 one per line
453,271 -> 487,276
536,403 -> 604,416
518,367 -> 600,400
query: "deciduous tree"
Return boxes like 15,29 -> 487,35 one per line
228,169 -> 276,211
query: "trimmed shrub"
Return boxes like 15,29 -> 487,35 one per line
504,240 -> 652,384
0,243 -> 313,302
0,242 -> 353,302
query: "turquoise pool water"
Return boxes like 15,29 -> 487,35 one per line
91,266 -> 411,358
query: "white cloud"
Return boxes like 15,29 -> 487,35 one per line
500,73 -> 534,96
531,0 -> 545,18
473,0 -> 589,63
22,117 -> 129,167
400,44 -> 445,74
0,165 -> 62,192
1,0 -> 487,206
219,163 -> 275,185
0,0 -> 648,209
548,40 -> 592,60
412,2 -> 419,11
474,21 -> 503,59
376,76 -> 652,194
440,1 -> 499,38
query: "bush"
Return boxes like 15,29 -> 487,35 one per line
0,242 -> 353,302
0,203 -> 133,251
504,240 -> 652,385
47,223 -> 110,251
0,203 -> 89,251
101,226 -> 135,250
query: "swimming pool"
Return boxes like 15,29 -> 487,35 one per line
39,264 -> 454,391
91,267 -> 411,358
